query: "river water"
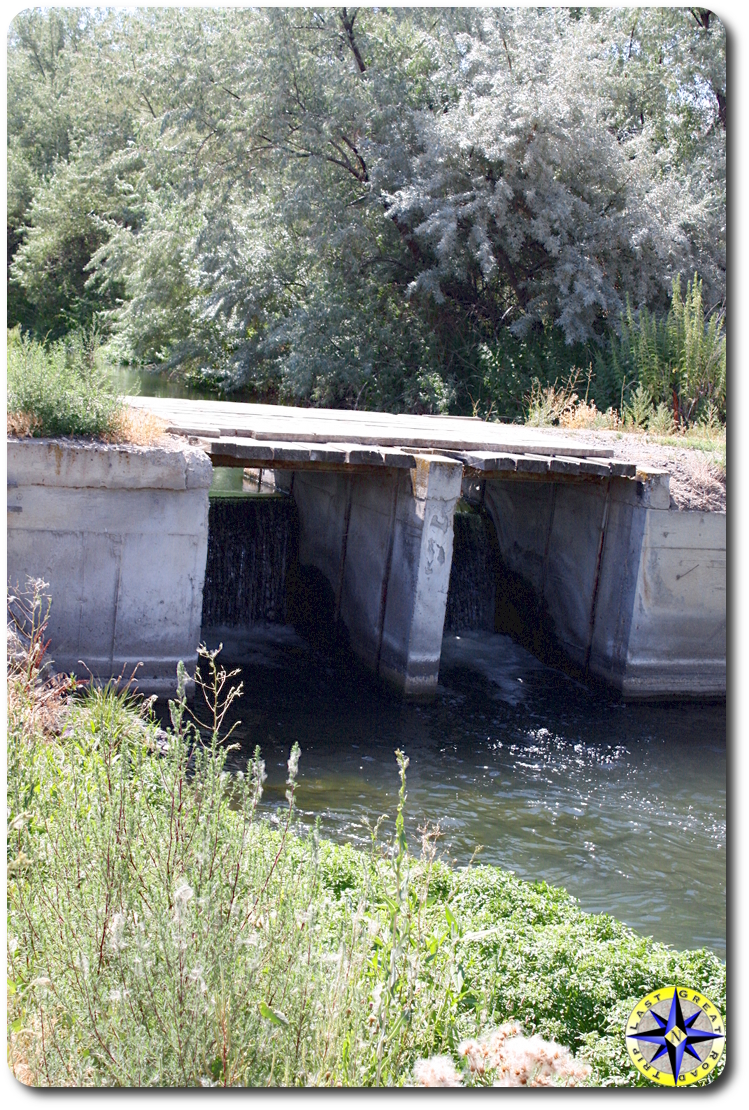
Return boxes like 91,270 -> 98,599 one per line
208,626 -> 725,959
119,371 -> 725,958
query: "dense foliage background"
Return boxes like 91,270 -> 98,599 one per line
7,6 -> 726,419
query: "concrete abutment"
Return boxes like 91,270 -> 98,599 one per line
7,439 -> 212,696
477,472 -> 725,698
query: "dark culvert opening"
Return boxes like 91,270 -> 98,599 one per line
201,481 -> 349,657
201,493 -> 297,629
445,500 -> 580,680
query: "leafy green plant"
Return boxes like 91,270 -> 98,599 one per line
7,585 -> 725,1087
610,275 -> 726,425
623,384 -> 652,430
7,326 -> 124,438
647,402 -> 676,436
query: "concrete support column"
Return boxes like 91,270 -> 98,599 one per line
289,455 -> 463,698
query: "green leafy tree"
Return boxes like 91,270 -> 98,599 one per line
7,8 -> 726,415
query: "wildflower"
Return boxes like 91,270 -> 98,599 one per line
29,977 -> 53,991
287,743 -> 300,782
173,882 -> 194,911
189,966 -> 207,993
494,1034 -> 592,1087
459,1022 -> 590,1087
413,1055 -> 462,1087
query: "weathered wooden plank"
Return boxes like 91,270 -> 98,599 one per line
608,460 -> 637,478
166,423 -> 223,439
515,454 -> 552,475
130,396 -> 615,458
200,438 -> 416,469
444,450 -> 519,472
549,456 -> 584,476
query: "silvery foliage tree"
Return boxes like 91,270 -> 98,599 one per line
385,6 -> 725,343
10,7 -> 725,411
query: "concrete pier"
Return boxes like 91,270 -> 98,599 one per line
287,455 -> 463,697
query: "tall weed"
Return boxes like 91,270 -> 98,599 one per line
7,326 -> 124,438
8,586 -> 725,1087
610,274 -> 726,424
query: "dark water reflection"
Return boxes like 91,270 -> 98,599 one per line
206,627 -> 725,958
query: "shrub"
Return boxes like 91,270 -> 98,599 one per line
7,586 -> 725,1087
7,326 -> 124,438
524,368 -> 618,430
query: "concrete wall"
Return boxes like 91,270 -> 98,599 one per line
7,435 -> 723,703
7,439 -> 213,696
482,473 -> 725,698
616,508 -> 726,697
287,456 -> 463,698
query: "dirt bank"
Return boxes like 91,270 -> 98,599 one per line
544,429 -> 726,513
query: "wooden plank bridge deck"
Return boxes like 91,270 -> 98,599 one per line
127,397 -> 637,480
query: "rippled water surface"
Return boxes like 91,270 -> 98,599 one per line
209,627 -> 725,958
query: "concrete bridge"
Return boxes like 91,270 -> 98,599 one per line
127,397 -> 724,700
7,399 -> 725,700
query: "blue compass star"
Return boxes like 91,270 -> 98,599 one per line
627,988 -> 723,1082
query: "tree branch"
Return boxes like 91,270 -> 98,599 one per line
689,8 -> 711,31
340,8 -> 366,73
340,134 -> 368,182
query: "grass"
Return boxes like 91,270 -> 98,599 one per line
523,369 -> 726,475
7,583 -> 725,1087
6,328 -> 167,444
644,427 -> 726,474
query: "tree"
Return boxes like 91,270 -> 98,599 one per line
8,7 -> 725,413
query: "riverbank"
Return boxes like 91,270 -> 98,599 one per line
537,426 -> 726,513
7,613 -> 725,1087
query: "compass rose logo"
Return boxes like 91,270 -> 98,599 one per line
625,985 -> 725,1086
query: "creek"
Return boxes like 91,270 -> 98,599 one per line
198,487 -> 726,958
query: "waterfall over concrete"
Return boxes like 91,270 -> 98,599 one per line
201,496 -> 297,628
444,510 -> 497,633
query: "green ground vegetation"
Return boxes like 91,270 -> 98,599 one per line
7,327 -> 123,438
7,586 -> 725,1087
